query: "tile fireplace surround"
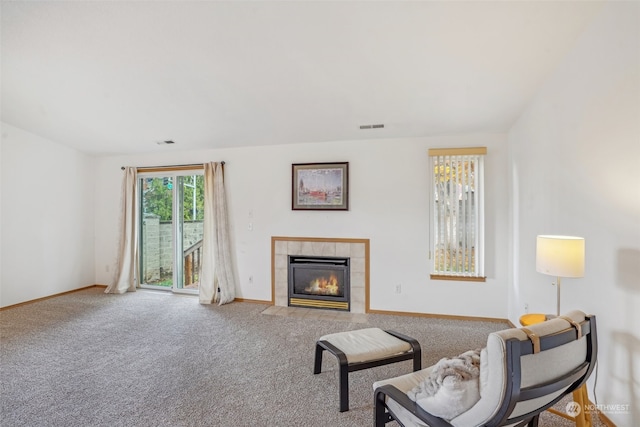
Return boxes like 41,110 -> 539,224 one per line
271,236 -> 370,314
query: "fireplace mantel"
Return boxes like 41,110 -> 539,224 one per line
271,237 -> 370,314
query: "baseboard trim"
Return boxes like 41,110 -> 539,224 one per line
366,308 -> 509,324
233,297 -> 271,304
0,284 -> 105,311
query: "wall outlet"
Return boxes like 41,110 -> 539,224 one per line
395,284 -> 402,294
524,303 -> 529,313
249,275 -> 253,285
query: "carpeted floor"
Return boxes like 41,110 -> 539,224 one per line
0,287 -> 604,426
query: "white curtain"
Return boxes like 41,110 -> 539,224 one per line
200,162 -> 237,305
105,167 -> 138,294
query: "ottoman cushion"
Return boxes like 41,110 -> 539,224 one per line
320,328 -> 413,364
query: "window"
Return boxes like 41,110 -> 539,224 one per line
429,147 -> 486,281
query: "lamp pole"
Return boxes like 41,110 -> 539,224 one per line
555,276 -> 562,317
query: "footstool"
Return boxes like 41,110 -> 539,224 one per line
313,327 -> 421,412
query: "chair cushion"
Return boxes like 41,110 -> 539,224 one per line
479,347 -> 489,396
452,310 -> 587,426
320,328 -> 412,364
408,349 -> 482,420
415,375 -> 480,420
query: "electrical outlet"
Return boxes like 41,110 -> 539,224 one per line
249,275 -> 253,285
395,284 -> 402,294
524,303 -> 529,313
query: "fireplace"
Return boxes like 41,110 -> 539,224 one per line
288,255 -> 350,311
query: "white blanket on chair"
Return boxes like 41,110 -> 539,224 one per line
408,349 -> 482,420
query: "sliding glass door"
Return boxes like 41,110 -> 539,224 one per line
139,172 -> 204,294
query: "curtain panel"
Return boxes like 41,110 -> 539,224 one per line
199,162 -> 237,305
105,167 -> 138,294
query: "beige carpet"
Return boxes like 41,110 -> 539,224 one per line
0,287 -> 604,426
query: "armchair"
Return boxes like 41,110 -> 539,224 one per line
374,310 -> 597,427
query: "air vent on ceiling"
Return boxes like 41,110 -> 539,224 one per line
359,124 -> 384,129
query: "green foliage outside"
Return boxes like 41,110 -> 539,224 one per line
155,278 -> 173,287
142,175 -> 205,221
181,175 -> 205,221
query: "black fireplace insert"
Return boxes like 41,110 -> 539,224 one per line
288,255 -> 350,311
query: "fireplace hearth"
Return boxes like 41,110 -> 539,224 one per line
288,255 -> 350,311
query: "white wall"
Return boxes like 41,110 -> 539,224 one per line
508,3 -> 640,425
0,122 -> 95,307
94,133 -> 509,318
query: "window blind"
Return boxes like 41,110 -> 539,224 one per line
429,148 -> 485,279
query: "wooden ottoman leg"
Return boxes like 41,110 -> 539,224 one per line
313,342 -> 324,375
316,340 -> 351,412
338,354 -> 349,412
412,345 -> 422,371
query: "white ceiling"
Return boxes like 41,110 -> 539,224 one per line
1,1 -> 605,156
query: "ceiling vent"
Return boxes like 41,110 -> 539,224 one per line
359,124 -> 384,129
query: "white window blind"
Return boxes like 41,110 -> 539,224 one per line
429,147 -> 486,280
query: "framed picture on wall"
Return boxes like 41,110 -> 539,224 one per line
292,162 -> 349,210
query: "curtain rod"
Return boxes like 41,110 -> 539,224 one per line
120,161 -> 224,170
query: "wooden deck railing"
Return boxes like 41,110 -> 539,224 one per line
183,239 -> 203,287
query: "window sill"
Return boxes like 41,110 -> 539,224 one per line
430,275 -> 486,283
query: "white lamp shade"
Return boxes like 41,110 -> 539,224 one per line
536,235 -> 585,278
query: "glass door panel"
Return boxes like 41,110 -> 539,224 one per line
140,176 -> 174,288
139,173 -> 204,294
180,175 -> 204,291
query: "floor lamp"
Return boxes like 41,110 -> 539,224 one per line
536,235 -> 585,317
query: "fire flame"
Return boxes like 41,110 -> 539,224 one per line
305,273 -> 340,295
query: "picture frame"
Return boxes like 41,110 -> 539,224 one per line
292,162 -> 349,210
